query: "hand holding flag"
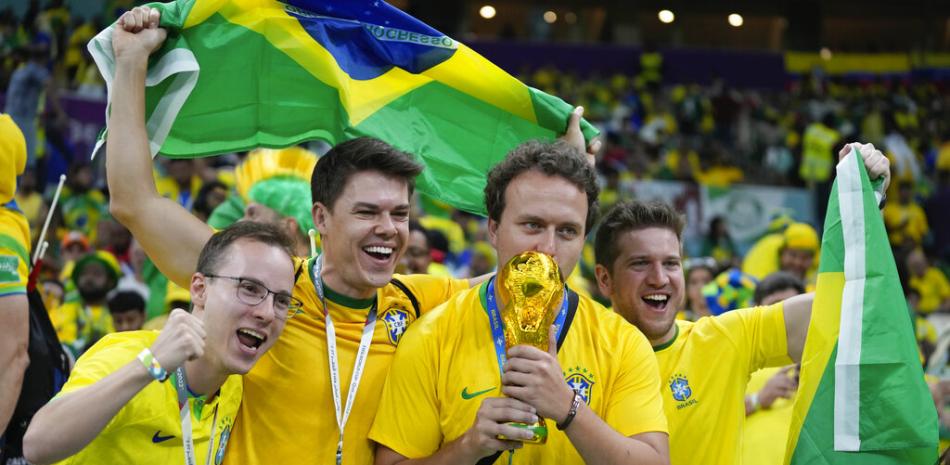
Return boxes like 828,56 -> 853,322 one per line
784,143 -> 937,465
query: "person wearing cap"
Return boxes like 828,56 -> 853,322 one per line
592,143 -> 890,465
0,114 -> 31,435
50,250 -> 122,357
23,221 -> 298,465
61,231 -> 91,264
741,221 -> 820,288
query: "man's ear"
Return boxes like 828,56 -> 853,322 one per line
312,202 -> 330,236
189,272 -> 207,311
594,263 -> 613,297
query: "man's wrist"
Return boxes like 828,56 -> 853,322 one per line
557,392 -> 582,431
748,392 -> 760,412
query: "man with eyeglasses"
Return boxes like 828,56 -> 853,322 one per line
102,7 -> 597,465
22,221 -> 298,465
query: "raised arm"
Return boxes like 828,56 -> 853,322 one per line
22,309 -> 205,465
106,6 -> 213,287
784,142 -> 892,363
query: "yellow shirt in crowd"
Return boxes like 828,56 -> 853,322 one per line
50,301 -> 115,355
0,205 -> 30,297
369,282 -> 668,464
224,256 -> 468,465
741,366 -> 797,465
54,331 -> 242,465
883,202 -> 929,247
654,303 -> 791,465
911,267 -> 950,314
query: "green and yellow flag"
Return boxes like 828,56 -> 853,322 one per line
88,0 -> 596,215
785,146 -> 939,464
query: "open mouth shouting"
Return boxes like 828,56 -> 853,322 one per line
642,293 -> 671,312
236,328 -> 267,353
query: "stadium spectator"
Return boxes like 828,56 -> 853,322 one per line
0,114 -> 31,436
22,221 -> 298,465
884,180 -> 930,249
906,248 -> 950,314
50,250 -> 120,357
371,140 -> 669,465
682,258 -> 715,320
107,290 -> 146,332
591,142 -> 890,465
742,271 -> 807,465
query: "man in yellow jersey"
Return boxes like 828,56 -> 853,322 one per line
592,143 -> 890,465
101,7 -> 593,465
371,141 -> 669,465
0,114 -> 31,436
23,221 -> 298,465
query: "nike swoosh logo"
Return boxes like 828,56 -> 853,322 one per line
461,386 -> 495,400
152,431 -> 175,443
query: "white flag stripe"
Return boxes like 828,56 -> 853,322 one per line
834,146 -> 866,452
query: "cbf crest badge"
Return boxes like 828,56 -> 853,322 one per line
564,366 -> 595,404
668,373 -> 698,409
381,307 -> 410,345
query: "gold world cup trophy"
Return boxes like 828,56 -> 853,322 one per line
496,251 -> 564,445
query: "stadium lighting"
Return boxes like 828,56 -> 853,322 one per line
658,10 -> 675,24
479,5 -> 496,19
543,10 -> 557,24
728,13 -> 744,27
820,47 -> 833,60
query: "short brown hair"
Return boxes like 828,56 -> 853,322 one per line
484,140 -> 599,234
311,137 -> 423,211
594,200 -> 685,269
196,221 -> 296,277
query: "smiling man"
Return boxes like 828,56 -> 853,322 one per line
103,8 -> 474,465
592,143 -> 891,465
370,141 -> 669,465
22,221 -> 298,465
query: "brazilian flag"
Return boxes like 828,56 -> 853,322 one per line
88,0 -> 597,215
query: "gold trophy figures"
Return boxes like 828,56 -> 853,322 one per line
495,251 -> 565,444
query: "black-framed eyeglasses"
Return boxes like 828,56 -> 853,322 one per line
204,274 -> 303,320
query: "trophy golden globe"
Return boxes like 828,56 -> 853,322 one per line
496,251 -> 564,445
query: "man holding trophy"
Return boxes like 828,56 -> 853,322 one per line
370,141 -> 670,465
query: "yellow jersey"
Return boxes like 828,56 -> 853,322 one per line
799,123 -> 839,182
50,301 -> 115,356
910,268 -> 950,314
653,303 -> 791,465
0,203 -> 30,296
55,331 -> 241,465
741,366 -> 797,465
225,256 -> 468,465
369,282 -> 668,464
883,202 -> 929,247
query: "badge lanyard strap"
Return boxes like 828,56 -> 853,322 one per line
484,277 -> 568,382
311,255 -> 378,465
485,277 -> 567,465
175,367 -> 219,465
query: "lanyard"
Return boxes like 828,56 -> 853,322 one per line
174,367 -> 219,465
484,277 -> 568,379
311,255 -> 378,465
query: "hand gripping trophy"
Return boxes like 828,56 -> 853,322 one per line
495,251 -> 565,444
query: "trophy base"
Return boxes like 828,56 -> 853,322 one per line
498,420 -> 548,445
